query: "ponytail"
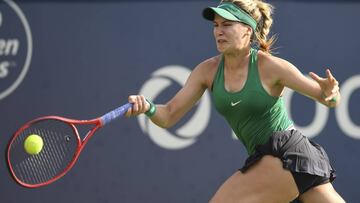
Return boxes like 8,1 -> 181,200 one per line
254,0 -> 276,53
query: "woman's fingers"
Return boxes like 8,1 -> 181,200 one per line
310,69 -> 340,101
326,69 -> 333,79
309,72 -> 322,83
127,95 -> 149,117
326,69 -> 339,85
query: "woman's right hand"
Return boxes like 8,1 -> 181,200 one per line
126,95 -> 150,117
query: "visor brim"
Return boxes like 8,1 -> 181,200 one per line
202,7 -> 240,22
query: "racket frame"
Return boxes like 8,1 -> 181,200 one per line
7,102 -> 131,188
7,116 -> 102,188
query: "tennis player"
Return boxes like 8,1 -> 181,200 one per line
127,0 -> 345,202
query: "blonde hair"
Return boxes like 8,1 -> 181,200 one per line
221,0 -> 276,53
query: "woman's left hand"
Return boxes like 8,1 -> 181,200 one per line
309,69 -> 339,102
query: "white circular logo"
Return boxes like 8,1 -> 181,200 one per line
0,0 -> 33,100
335,75 -> 360,139
284,87 -> 329,138
0,11 -> 3,28
284,75 -> 360,139
137,65 -> 211,150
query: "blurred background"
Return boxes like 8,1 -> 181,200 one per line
1,0 -> 359,202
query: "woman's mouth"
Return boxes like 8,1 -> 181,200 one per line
217,39 -> 227,43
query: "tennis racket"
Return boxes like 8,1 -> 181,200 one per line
6,103 -> 132,188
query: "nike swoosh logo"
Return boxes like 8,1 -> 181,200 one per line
231,100 -> 242,106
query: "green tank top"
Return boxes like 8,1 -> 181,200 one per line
212,48 -> 293,155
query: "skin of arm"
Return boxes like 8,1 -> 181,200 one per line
259,53 -> 340,108
127,57 -> 218,128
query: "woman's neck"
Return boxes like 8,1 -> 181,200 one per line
223,47 -> 251,71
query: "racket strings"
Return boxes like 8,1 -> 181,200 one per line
8,120 -> 78,185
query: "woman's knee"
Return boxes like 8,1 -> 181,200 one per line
210,156 -> 299,203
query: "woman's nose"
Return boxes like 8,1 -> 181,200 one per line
214,27 -> 223,36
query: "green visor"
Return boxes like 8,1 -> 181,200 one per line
202,2 -> 257,31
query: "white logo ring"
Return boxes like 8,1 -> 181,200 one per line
137,65 -> 211,150
0,0 -> 33,100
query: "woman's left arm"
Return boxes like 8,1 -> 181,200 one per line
272,56 -> 340,108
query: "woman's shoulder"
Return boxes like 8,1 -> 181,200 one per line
258,50 -> 278,65
257,50 -> 302,87
193,55 -> 222,89
197,55 -> 222,69
257,50 -> 292,69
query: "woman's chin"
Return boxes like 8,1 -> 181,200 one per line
216,46 -> 227,53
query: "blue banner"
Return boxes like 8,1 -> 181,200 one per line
1,0 -> 358,202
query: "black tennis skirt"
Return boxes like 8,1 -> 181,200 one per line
240,129 -> 336,182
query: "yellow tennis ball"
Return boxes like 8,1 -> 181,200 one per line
24,134 -> 44,155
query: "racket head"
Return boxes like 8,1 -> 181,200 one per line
6,116 -> 98,188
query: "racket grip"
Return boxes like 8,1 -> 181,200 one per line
100,103 -> 132,125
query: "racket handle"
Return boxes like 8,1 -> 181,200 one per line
100,103 -> 132,125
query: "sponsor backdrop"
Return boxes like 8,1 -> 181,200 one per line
0,0 -> 359,202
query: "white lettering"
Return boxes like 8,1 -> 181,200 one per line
0,0 -> 32,101
284,88 -> 329,138
227,75 -> 360,140
0,61 -> 11,78
335,75 -> 360,139
0,39 -> 19,56
0,11 -> 2,28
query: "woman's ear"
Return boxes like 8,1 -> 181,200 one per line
242,25 -> 253,38
247,25 -> 253,36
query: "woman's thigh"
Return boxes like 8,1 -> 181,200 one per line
209,155 -> 299,203
299,183 -> 345,203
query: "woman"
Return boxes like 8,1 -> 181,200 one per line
126,0 -> 345,202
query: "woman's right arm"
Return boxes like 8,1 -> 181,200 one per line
126,59 -> 214,128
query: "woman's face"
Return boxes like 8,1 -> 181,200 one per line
213,14 -> 251,53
